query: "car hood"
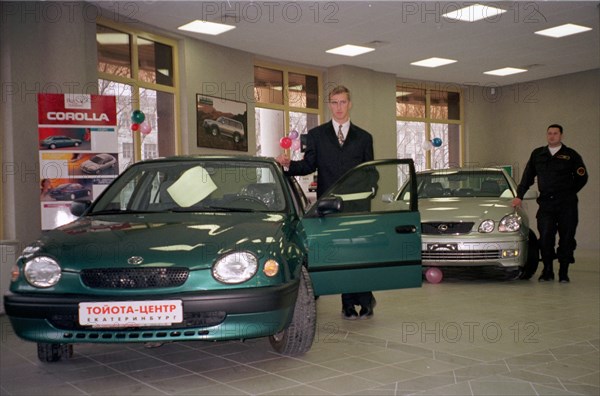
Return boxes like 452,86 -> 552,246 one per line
35,213 -> 287,271
419,197 -> 517,223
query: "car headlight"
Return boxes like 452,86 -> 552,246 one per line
478,219 -> 495,233
499,213 -> 521,232
24,256 -> 61,288
212,251 -> 258,284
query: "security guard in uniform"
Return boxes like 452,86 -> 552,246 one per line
512,124 -> 588,283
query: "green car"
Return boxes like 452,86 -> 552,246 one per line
4,156 -> 421,362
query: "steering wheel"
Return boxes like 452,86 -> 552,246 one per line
225,195 -> 269,210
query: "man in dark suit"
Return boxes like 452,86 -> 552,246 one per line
276,85 -> 376,320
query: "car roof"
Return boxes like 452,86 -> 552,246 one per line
134,155 -> 279,166
417,167 -> 506,175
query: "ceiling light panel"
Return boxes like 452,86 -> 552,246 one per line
178,20 -> 235,35
410,57 -> 457,68
535,23 -> 592,38
443,4 -> 506,22
326,45 -> 375,57
484,67 -> 527,76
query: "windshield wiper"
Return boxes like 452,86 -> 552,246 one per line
169,206 -> 256,213
88,209 -> 159,215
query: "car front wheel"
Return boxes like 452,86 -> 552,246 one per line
269,266 -> 316,356
37,343 -> 73,362
210,125 -> 219,137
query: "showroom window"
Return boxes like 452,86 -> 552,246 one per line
396,85 -> 462,171
254,64 -> 321,159
97,22 -> 179,172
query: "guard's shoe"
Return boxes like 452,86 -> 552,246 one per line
342,306 -> 358,320
538,271 -> 555,282
559,275 -> 570,283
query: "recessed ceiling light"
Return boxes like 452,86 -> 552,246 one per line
535,23 -> 592,38
484,67 -> 527,76
410,57 -> 457,68
442,4 -> 506,22
178,20 -> 235,35
326,44 -> 375,57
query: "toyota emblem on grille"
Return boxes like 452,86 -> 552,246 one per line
438,224 -> 449,232
128,256 -> 144,265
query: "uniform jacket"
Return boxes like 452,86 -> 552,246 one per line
516,144 -> 588,201
287,121 -> 374,198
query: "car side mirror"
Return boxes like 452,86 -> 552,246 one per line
316,196 -> 343,216
70,200 -> 91,216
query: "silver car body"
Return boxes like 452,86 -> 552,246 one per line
398,167 -> 534,271
81,153 -> 116,174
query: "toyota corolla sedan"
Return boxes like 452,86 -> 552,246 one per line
40,135 -> 82,149
80,153 -> 117,174
49,183 -> 91,201
395,168 -> 538,278
5,156 -> 422,362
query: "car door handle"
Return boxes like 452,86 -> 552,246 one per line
395,225 -> 417,234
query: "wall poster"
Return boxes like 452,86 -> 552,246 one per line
196,94 -> 248,152
38,93 -> 118,230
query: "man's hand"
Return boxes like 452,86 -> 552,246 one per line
276,154 -> 290,168
512,197 -> 522,208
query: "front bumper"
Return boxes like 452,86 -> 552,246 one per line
422,237 -> 526,268
4,281 -> 298,344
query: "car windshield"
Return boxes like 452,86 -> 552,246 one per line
90,156 -> 104,164
90,159 -> 287,214
398,170 -> 514,199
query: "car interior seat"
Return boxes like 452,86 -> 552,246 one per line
480,180 -> 501,195
423,182 -> 444,198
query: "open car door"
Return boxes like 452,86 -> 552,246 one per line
301,159 -> 422,296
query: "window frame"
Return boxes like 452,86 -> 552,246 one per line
396,83 -> 464,169
96,18 -> 181,163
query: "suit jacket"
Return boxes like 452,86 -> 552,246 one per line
287,121 -> 374,197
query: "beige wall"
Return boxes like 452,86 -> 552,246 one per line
464,69 -> 600,251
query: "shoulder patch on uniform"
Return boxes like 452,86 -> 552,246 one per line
577,167 -> 586,176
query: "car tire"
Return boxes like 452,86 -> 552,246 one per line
520,230 -> 540,279
37,343 -> 73,363
210,125 -> 219,137
49,144 -> 56,149
233,133 -> 242,143
269,266 -> 316,356
74,142 -> 80,147
70,193 -> 76,200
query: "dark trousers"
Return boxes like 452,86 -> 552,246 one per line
536,196 -> 578,270
342,292 -> 374,309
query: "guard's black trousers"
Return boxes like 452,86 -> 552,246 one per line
536,195 -> 579,268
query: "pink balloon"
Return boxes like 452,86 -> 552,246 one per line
291,139 -> 301,151
425,267 -> 443,284
289,130 -> 299,140
279,136 -> 292,149
139,121 -> 152,135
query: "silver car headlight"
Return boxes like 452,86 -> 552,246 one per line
499,213 -> 521,232
212,251 -> 258,284
478,219 -> 495,233
24,256 -> 61,288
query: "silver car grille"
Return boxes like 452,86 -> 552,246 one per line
421,222 -> 474,235
422,250 -> 502,260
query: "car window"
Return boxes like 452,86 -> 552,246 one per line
90,160 -> 288,213
402,170 -> 515,199
308,161 -> 416,216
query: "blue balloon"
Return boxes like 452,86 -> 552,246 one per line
432,137 -> 443,147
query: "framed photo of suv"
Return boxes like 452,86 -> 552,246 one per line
197,94 -> 248,152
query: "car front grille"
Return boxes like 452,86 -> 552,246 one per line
80,268 -> 189,289
422,222 -> 474,235
422,250 -> 502,261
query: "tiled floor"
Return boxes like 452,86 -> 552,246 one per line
1,261 -> 598,396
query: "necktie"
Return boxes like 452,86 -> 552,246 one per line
337,124 -> 345,146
